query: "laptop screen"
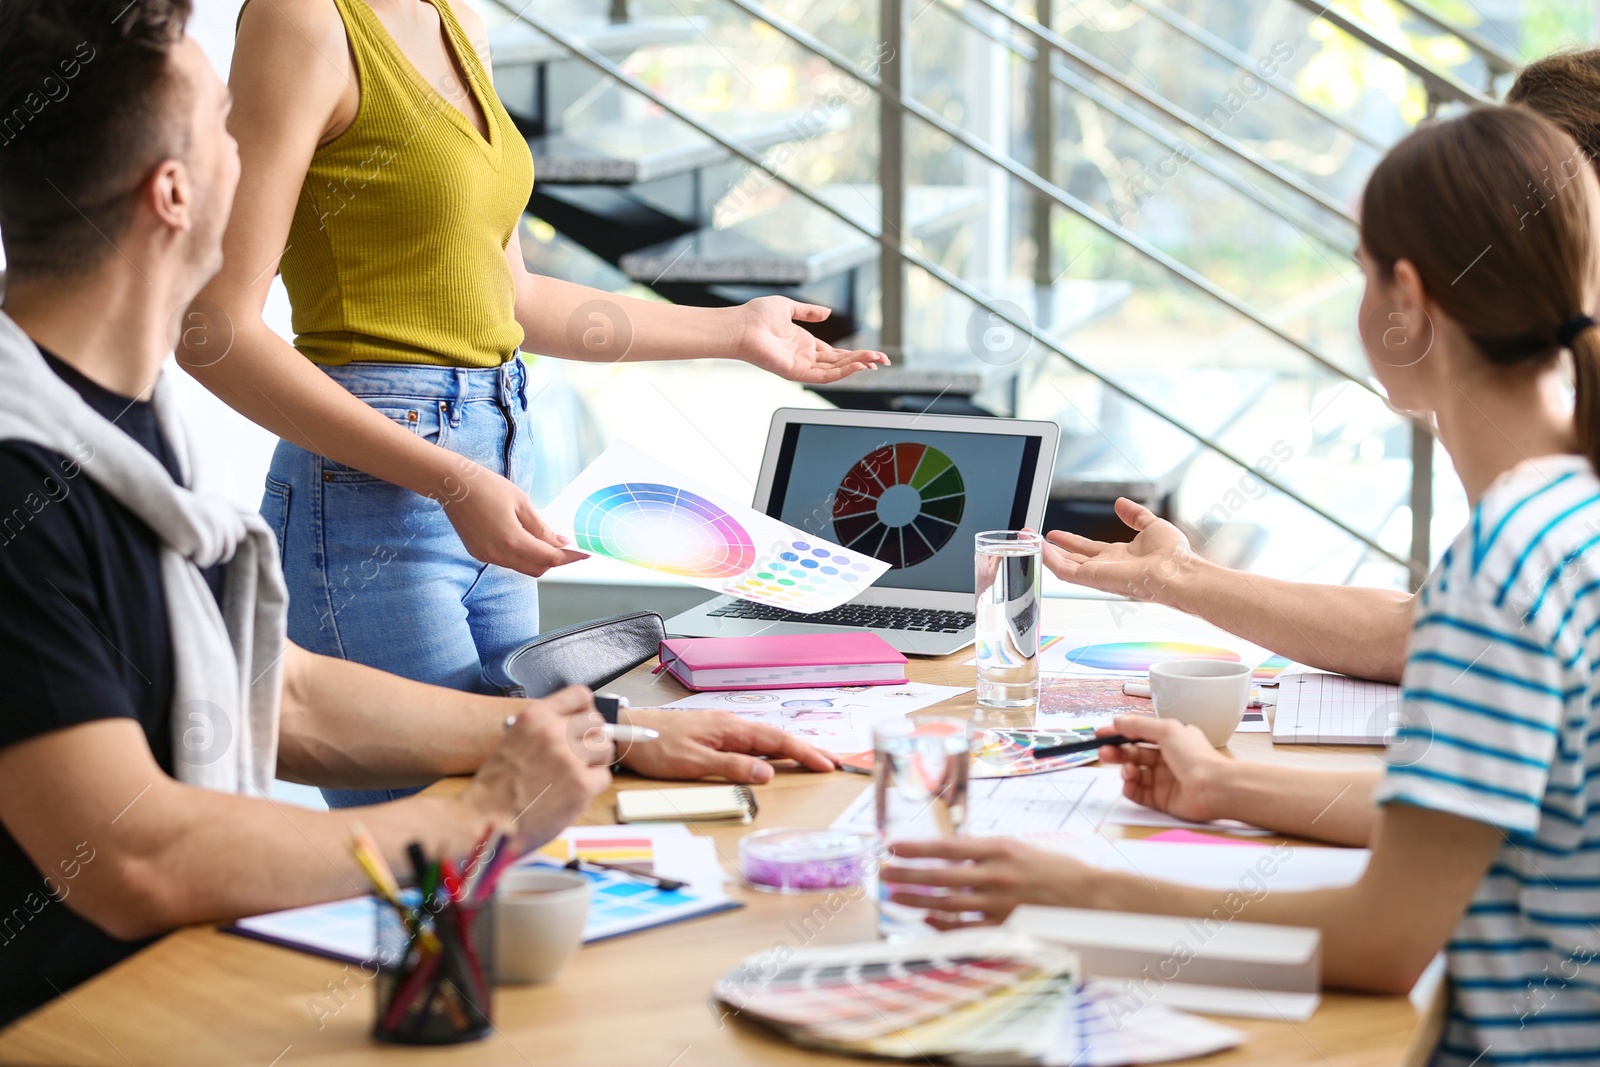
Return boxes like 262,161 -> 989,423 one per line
763,422 -> 1043,594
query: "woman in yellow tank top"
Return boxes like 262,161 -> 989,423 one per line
191,0 -> 881,807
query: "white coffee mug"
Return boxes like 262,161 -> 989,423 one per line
494,868 -> 590,984
1148,660 -> 1251,747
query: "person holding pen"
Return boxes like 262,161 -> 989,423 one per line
888,105 -> 1600,1064
183,0 -> 886,808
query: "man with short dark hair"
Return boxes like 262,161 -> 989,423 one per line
0,0 -> 833,1027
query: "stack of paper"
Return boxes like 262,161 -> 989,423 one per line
1009,907 -> 1324,1021
712,930 -> 1242,1065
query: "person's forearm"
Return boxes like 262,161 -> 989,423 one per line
1167,556 -> 1413,682
1205,762 -> 1382,846
97,784 -> 494,939
183,324 -> 470,500
516,274 -> 742,363
275,645 -> 506,788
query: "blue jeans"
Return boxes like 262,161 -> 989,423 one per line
259,360 -> 539,809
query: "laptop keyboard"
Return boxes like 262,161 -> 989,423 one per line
705,601 -> 975,634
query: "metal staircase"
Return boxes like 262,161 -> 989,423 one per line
477,0 -> 1536,591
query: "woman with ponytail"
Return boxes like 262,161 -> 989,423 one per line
884,107 -> 1600,1064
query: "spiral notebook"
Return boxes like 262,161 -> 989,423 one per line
616,785 -> 758,824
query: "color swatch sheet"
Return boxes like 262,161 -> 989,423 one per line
1037,676 -> 1268,735
226,826 -> 737,963
523,824 -> 738,942
542,439 -> 890,613
969,728 -> 1102,778
659,681 -> 970,753
1036,677 -> 1157,732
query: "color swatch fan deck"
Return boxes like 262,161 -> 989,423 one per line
543,440 -> 890,613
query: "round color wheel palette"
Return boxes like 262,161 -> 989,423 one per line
832,442 -> 965,569
574,482 -> 756,579
1061,641 -> 1241,672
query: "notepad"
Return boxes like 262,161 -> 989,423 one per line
617,784 -> 758,824
1271,672 -> 1399,745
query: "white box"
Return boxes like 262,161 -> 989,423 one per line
1006,906 -> 1322,1020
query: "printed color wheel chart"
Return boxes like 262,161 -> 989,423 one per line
574,482 -> 756,579
1061,641 -> 1241,672
832,443 -> 965,568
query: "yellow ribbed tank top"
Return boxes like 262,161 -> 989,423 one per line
274,0 -> 534,368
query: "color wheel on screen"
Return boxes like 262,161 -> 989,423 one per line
1056,640 -> 1241,673
574,482 -> 756,579
832,442 -> 965,569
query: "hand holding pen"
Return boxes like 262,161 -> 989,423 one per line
465,686 -> 613,853
1087,714 -> 1233,825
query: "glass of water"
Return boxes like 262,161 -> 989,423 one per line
874,717 -> 970,941
975,530 -> 1042,709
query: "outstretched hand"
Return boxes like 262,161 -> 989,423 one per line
1043,497 -> 1193,603
616,707 -> 839,784
735,296 -> 889,384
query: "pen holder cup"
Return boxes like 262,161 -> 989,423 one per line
373,895 -> 496,1045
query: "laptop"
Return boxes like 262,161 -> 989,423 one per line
665,408 -> 1060,655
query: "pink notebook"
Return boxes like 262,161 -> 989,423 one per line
656,634 -> 909,691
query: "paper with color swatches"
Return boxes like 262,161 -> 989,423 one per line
541,440 -> 890,613
226,826 -> 736,961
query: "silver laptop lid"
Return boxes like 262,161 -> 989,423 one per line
753,409 -> 1060,611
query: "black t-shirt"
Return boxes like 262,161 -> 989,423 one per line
0,349 -> 224,1028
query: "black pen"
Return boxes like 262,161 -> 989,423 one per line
1031,733 -> 1132,761
564,857 -> 686,892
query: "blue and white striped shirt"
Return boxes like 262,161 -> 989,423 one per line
1375,454 -> 1600,1064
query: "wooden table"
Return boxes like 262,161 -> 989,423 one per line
0,599 -> 1443,1067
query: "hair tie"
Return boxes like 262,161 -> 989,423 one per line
1558,313 -> 1597,348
